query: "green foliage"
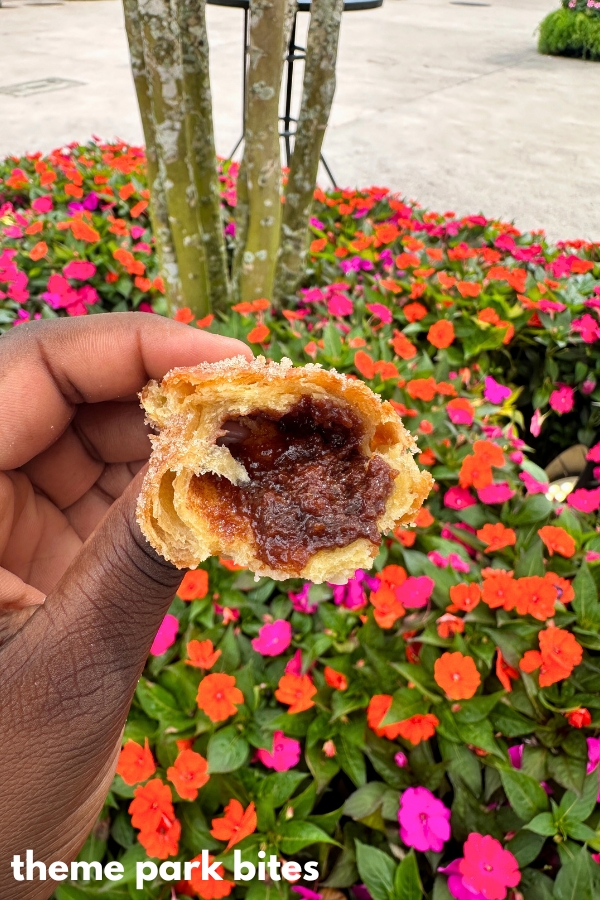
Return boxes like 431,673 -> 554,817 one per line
539,7 -> 600,60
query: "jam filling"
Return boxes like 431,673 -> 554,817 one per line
191,396 -> 396,572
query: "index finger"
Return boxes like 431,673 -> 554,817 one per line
0,312 -> 252,470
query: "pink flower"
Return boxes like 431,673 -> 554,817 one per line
519,471 -> 548,494
402,575 -> 434,608
509,451 -> 523,465
484,376 -> 511,405
251,620 -> 292,656
529,409 -> 544,437
477,482 -> 514,504
131,225 -> 146,239
328,293 -> 353,316
587,442 -> 600,463
428,551 -> 470,573
508,745 -> 524,769
441,522 -> 477,558
289,583 -> 318,614
64,260 -> 97,280
448,404 -> 474,426
440,860 -> 487,900
538,298 -> 566,314
572,314 -> 600,343
330,570 -> 376,610
257,731 -> 301,772
587,736 -> 600,773
366,302 -> 393,323
444,486 -> 477,510
549,385 -> 574,414
32,195 -> 53,213
568,487 -> 600,513
394,751 -> 408,768
459,834 -> 520,900
398,786 -> 450,852
150,613 -> 179,656
586,551 -> 600,562
582,379 -> 597,394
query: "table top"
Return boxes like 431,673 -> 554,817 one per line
207,0 -> 383,10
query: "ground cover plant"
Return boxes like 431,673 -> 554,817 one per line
3,142 -> 600,899
539,0 -> 600,61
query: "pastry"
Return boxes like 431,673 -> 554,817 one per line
136,356 -> 432,584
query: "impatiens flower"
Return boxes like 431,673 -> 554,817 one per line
571,314 -> 600,343
484,376 -> 511,405
323,739 -> 337,757
529,408 -> 544,437
275,673 -> 317,713
328,293 -> 353,316
292,888 -> 322,900
406,377 -> 437,401
481,569 -> 517,610
567,487 -> 600,513
496,651 -> 519,692
508,745 -> 524,769
566,708 -> 591,728
459,833 -> 520,900
519,471 -> 548,494
440,859 -> 487,900
116,738 -> 156,785
63,260 -> 96,280
331,569 -> 376,610
129,778 -> 175,834
545,571 -> 574,604
477,522 -> 516,552
403,301 -> 428,322
449,582 -> 481,612
394,751 -> 408,768
587,441 -> 600,463
402,575 -> 434,608
444,486 -> 477,509
252,619 -> 292,656
289,583 -> 318,614
436,613 -> 465,638
367,694 -> 402,739
366,302 -> 393,323
587,736 -> 600,773
398,786 -> 451,852
210,799 -> 257,850
549,385 -> 574,414
459,456 -> 493,491
167,749 -> 209,801
477,482 -> 514,504
519,626 -> 583,686
538,525 -> 576,558
434,652 -> 481,700
257,731 -> 301,771
197,673 -> 244,722
397,714 -> 439,745
32,195 -> 53,213
447,398 -> 474,426
428,551 -> 470,573
324,666 -> 348,690
428,319 -> 455,348
188,854 -> 234,899
186,639 -> 221,670
178,569 -> 209,600
150,614 -> 179,656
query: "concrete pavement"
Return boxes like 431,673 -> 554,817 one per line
0,0 -> 599,240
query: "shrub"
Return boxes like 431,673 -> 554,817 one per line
3,142 -> 600,899
539,5 -> 600,60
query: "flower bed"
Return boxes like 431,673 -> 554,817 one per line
539,0 -> 600,61
3,142 -> 600,899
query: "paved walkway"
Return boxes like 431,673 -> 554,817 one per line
1,0 -> 599,240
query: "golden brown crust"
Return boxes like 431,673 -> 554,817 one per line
136,356 -> 433,583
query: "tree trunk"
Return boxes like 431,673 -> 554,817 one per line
178,0 -> 231,311
235,0 -> 288,304
274,0 -> 344,300
122,0 -> 180,313
138,0 -> 210,316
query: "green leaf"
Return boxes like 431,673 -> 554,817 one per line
525,812 -> 557,836
259,771 -> 308,808
343,782 -> 387,819
506,829 -> 546,867
548,752 -> 587,794
509,494 -> 553,525
207,726 -> 249,773
499,767 -> 549,822
514,540 -> 545,577
135,678 -> 180,719
355,840 -> 396,900
323,321 -> 342,358
380,687 -> 427,726
393,851 -> 423,900
277,820 -> 340,854
453,692 -> 503,724
558,770 -> 600,823
337,733 -> 367,787
553,847 -> 598,900
573,563 -> 600,629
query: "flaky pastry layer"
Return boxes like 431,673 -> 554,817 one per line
136,356 -> 433,583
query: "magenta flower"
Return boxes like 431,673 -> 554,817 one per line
398,786 -> 451,852
529,409 -> 544,437
441,522 -> 477,557
131,225 -> 146,239
150,614 -> 179,656
444,486 -> 477,510
477,482 -> 515,504
394,751 -> 408,768
32,195 -> 53,213
330,570 -> 377,610
252,620 -> 292,656
484,376 -> 511,405
440,860 -> 487,900
402,575 -> 434,608
587,551 -> 600,562
549,385 -> 574,414
448,404 -> 474,426
568,487 -> 600,513
583,378 -> 597,394
572,314 -> 600,343
508,745 -> 524,769
64,260 -> 97,280
459,834 -> 520,900
257,731 -> 301,772
292,889 -> 322,900
289,583 -> 318,614
428,551 -> 470,573
366,302 -> 393,323
587,736 -> 600,773
587,442 -> 600,463
519,471 -> 548,495
328,294 -> 353,316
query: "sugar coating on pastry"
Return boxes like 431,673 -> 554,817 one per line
136,356 -> 433,584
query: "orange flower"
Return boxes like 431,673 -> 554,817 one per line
545,572 -> 574,605
174,307 -> 194,324
370,586 -> 406,628
477,523 -> 517,552
473,440 -> 505,468
481,569 -> 517,609
406,377 -> 437,402
459,455 -> 493,490
427,320 -> 455,349
137,815 -> 181,860
189,855 -> 234,900
496,650 -> 519,692
354,350 -> 377,379
419,448 -> 436,467
324,666 -> 348,691
119,182 -> 136,200
510,575 -> 557,621
566,708 -> 591,728
129,779 -> 174,832
210,799 -> 257,850
130,200 -> 148,218
415,507 -> 434,528
367,694 -> 404,740
116,738 -> 156,786
167,749 -> 209,801
29,240 -> 48,261
71,218 -> 100,242
457,281 -> 482,298
403,302 -> 428,322
178,569 -> 209,600
187,639 -> 221,670
275,673 -> 317,713
396,713 -> 439,745
197,673 -> 243,722
247,323 -> 270,344
395,528 -> 416,547
449,582 -> 481,612
436,613 -> 465,638
538,526 -> 576,558
434,651 -> 481,700
197,314 -> 215,329
519,626 -> 583,686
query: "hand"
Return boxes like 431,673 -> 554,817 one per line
0,312 -> 252,899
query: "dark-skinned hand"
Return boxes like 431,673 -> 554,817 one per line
0,312 -> 252,899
